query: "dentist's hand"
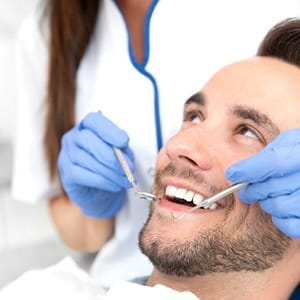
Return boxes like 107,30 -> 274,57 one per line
58,112 -> 134,218
226,128 -> 300,239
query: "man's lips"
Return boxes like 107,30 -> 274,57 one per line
158,184 -> 223,211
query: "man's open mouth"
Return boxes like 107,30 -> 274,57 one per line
165,185 -> 219,210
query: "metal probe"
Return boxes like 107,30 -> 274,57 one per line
174,182 -> 248,221
113,147 -> 156,201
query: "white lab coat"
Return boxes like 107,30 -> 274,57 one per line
11,0 -> 299,287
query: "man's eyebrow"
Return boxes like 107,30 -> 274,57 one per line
184,92 -> 205,106
231,105 -> 280,136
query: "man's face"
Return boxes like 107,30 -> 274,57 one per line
139,57 -> 300,276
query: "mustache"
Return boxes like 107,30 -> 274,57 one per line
152,163 -> 236,212
153,162 -> 227,197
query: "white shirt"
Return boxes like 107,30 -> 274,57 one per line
11,0 -> 299,287
0,257 -> 199,300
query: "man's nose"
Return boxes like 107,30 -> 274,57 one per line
165,126 -> 218,171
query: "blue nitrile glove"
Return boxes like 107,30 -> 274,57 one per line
226,128 -> 300,239
58,112 -> 134,218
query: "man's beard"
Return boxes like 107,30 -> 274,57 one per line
138,163 -> 291,277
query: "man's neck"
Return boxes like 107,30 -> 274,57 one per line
146,265 -> 298,300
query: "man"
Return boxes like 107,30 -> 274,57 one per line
1,18 -> 300,299
137,18 -> 300,299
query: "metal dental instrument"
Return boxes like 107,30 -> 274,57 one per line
174,182 -> 248,221
113,146 -> 156,201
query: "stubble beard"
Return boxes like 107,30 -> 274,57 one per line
138,163 -> 291,277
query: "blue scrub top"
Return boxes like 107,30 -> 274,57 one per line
290,284 -> 300,300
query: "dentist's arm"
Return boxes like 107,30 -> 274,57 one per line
49,194 -> 115,251
226,128 -> 300,239
51,112 -> 134,251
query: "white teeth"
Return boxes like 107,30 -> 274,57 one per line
208,203 -> 217,210
185,190 -> 194,202
166,185 -> 177,197
175,188 -> 187,199
192,194 -> 204,205
165,185 -> 217,210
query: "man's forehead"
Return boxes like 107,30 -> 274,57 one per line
186,57 -> 300,131
204,57 -> 300,93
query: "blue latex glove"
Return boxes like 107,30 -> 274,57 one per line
58,112 -> 134,218
226,128 -> 300,239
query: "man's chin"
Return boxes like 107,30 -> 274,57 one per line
139,202 -> 291,277
146,199 -> 226,239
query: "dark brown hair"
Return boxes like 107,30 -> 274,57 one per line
43,0 -> 100,179
257,18 -> 300,67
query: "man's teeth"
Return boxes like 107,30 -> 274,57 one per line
165,185 -> 217,210
193,194 -> 203,205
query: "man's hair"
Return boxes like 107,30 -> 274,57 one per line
257,18 -> 300,67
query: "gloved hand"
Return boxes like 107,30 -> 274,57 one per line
226,128 -> 300,239
58,112 -> 134,218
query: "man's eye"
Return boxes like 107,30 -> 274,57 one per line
236,125 -> 265,143
184,111 -> 204,124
